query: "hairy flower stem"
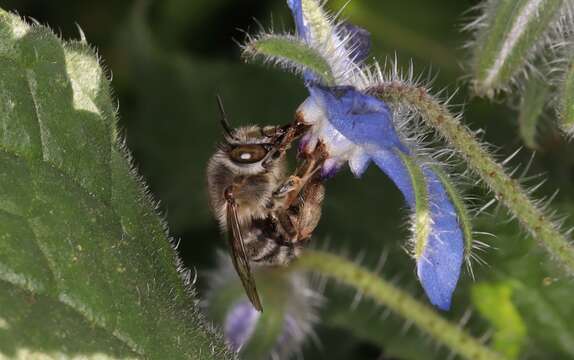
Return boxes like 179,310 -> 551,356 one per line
294,250 -> 505,360
370,81 -> 574,274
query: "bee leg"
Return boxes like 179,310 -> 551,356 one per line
262,120 -> 311,168
273,144 -> 326,208
274,115 -> 311,152
267,142 -> 327,247
293,180 -> 325,241
273,176 -> 303,199
272,178 -> 325,248
249,181 -> 324,266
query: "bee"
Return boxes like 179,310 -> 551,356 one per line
207,96 -> 326,311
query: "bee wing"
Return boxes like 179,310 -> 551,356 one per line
226,199 -> 264,312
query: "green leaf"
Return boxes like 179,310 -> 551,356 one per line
511,274 -> 574,357
0,9 -> 232,359
471,282 -> 526,360
470,0 -> 564,95
474,217 -> 574,359
518,74 -> 549,149
0,280 -> 137,359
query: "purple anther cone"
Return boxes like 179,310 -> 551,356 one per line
224,301 -> 261,352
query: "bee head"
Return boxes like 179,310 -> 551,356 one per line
215,95 -> 285,175
218,126 -> 285,174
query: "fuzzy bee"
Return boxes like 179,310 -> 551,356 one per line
207,96 -> 325,311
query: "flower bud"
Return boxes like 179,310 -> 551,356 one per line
205,253 -> 322,358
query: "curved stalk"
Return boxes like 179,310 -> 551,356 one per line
370,82 -> 574,275
294,250 -> 506,360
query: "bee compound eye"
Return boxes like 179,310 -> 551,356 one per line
230,145 -> 268,164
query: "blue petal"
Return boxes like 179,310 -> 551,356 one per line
287,0 -> 371,84
307,84 -> 408,152
370,152 -> 464,310
287,0 -> 308,41
288,0 -> 371,65
417,168 -> 464,310
305,84 -> 464,309
287,0 -> 323,83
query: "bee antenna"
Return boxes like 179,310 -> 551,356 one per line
216,94 -> 236,139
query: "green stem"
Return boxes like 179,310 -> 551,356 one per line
370,82 -> 574,274
560,57 -> 574,136
294,250 -> 506,360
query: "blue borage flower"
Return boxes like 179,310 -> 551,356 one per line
286,0 -> 464,310
206,252 -> 322,356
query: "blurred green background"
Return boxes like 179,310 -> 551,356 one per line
2,0 -> 574,358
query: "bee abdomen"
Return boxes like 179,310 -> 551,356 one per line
245,236 -> 302,266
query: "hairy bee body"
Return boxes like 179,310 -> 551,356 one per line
207,125 -> 324,266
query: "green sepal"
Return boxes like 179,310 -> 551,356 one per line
243,34 -> 336,85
